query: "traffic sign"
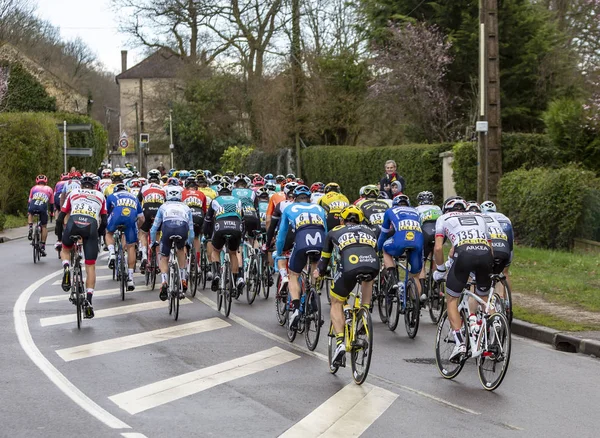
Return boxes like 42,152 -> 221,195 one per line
140,133 -> 149,144
121,148 -> 126,157
119,138 -> 129,149
65,148 -> 93,157
57,124 -> 92,132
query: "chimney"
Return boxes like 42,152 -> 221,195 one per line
121,50 -> 128,73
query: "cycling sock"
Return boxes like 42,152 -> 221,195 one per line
161,273 -> 168,283
452,329 -> 464,345
180,268 -> 186,281
362,303 -> 370,310
108,244 -> 115,254
86,289 -> 94,304
419,278 -> 425,292
28,223 -> 32,228
128,268 -> 134,279
140,245 -> 147,259
212,262 -> 220,274
279,268 -> 288,278
336,333 -> 344,345
62,260 -> 70,267
292,299 -> 300,310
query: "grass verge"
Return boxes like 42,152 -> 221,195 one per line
513,304 -> 600,332
3,214 -> 28,229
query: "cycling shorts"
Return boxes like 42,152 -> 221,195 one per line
421,221 -> 436,259
28,203 -> 49,226
446,244 -> 493,297
107,212 -> 138,245
382,232 -> 424,274
190,209 -> 204,237
491,239 -> 511,274
212,218 -> 243,251
62,215 -> 99,265
326,212 -> 341,231
288,227 -> 326,273
330,248 -> 379,301
243,214 -> 260,237
140,206 -> 159,233
159,221 -> 188,257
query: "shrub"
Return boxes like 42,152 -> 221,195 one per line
498,166 -> 600,249
301,144 -> 451,201
542,98 -> 592,163
219,146 -> 254,173
0,61 -> 57,112
0,211 -> 5,232
54,113 -> 107,172
452,142 -> 477,200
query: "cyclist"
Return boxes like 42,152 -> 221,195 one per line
27,175 -> 54,256
314,205 -> 379,366
276,185 -> 327,329
182,176 -> 208,268
264,173 -> 275,185
197,174 -> 217,203
55,171 -> 82,252
256,187 -> 270,231
106,183 -> 144,291
266,180 -> 287,230
232,174 -> 260,242
59,175 -> 107,319
310,182 -> 325,204
202,182 -> 245,293
129,178 -> 143,197
318,183 -> 350,231
138,169 -> 166,274
103,171 -> 125,197
252,175 -> 265,190
98,168 -> 112,193
265,182 -> 277,197
415,191 -> 443,299
377,195 -> 424,299
356,185 -> 389,238
53,173 -> 69,221
275,175 -> 286,191
470,201 -> 512,277
433,197 -> 493,362
150,185 -> 194,300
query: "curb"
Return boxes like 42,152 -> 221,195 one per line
0,224 -> 56,244
512,319 -> 600,357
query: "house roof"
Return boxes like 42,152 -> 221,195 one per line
116,48 -> 185,82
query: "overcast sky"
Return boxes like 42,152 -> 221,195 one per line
36,0 -> 143,73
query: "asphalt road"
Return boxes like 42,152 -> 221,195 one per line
2,235 -> 599,438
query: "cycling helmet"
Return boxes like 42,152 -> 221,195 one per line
204,170 -> 212,178
417,191 -> 434,205
185,177 -> 198,188
189,170 -> 197,177
363,185 -> 379,199
147,169 -> 161,182
124,170 -> 133,179
168,168 -> 176,177
443,197 -> 467,213
36,174 -> 48,184
80,175 -> 96,188
284,181 -> 299,196
111,171 -> 124,182
392,194 -> 410,207
132,170 -> 140,178
60,173 -> 69,181
292,185 -> 311,199
216,182 -> 233,195
221,176 -> 232,184
265,182 -> 276,192
275,174 -> 285,183
481,200 -> 497,213
69,171 -> 82,179
466,201 -> 481,212
113,183 -> 127,193
138,177 -> 147,186
179,170 -> 190,180
257,187 -> 270,198
286,173 -> 296,181
196,173 -> 207,183
161,175 -> 168,183
101,169 -> 112,178
297,178 -> 305,185
225,171 -> 235,178
130,179 -> 142,188
165,185 -> 183,201
325,182 -> 341,194
310,182 -> 324,193
212,174 -> 222,183
340,205 -> 364,224
253,176 -> 265,186
264,173 -> 274,181
167,177 -> 180,186
378,191 -> 390,199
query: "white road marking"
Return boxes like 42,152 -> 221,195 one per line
280,382 -> 398,437
51,273 -> 143,285
13,269 -> 131,430
109,347 -> 299,415
39,285 -> 151,303
40,298 -> 192,327
56,318 -> 230,361
121,433 -> 148,438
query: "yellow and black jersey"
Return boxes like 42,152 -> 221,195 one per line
318,192 -> 349,214
317,223 -> 378,274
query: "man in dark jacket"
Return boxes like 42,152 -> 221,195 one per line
379,160 -> 405,198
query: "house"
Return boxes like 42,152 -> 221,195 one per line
0,43 -> 87,114
115,49 -> 186,172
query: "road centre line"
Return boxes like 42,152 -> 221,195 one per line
14,269 -> 131,430
195,292 -> 481,416
279,382 -> 398,438
40,298 -> 192,327
109,347 -> 299,415
56,318 -> 230,361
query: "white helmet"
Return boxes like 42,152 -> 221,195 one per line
165,185 -> 183,201
443,197 -> 467,214
481,200 -> 497,212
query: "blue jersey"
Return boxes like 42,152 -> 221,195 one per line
106,191 -> 143,219
211,195 -> 243,221
377,206 -> 423,250
276,202 -> 327,255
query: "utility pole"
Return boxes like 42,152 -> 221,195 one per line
477,0 -> 502,202
135,102 -> 141,172
169,109 -> 174,169
291,0 -> 302,177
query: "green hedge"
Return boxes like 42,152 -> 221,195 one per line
452,142 -> 477,200
0,113 -> 62,214
498,166 -> 600,249
301,144 -> 451,201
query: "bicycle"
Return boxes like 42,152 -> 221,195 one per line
165,235 -> 185,321
491,271 -> 513,325
274,255 -> 289,326
383,255 -> 420,338
145,233 -> 158,291
328,274 -> 374,385
242,237 -> 261,305
286,252 -> 323,351
369,254 -> 388,324
434,278 -> 512,391
322,248 -> 340,304
112,226 -> 128,301
31,214 -> 42,264
423,252 -> 446,323
216,235 -> 235,317
187,244 -> 198,297
68,236 -> 91,328
256,231 -> 272,299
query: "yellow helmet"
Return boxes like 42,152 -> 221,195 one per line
325,182 -> 340,194
111,171 -> 124,182
340,205 -> 364,224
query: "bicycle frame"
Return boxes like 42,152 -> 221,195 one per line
457,285 -> 497,359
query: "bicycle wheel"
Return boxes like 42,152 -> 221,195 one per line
150,251 -> 157,290
435,310 -> 467,379
261,258 -> 271,299
501,278 -> 513,325
246,256 -> 258,305
223,263 -> 232,317
374,278 -> 388,324
275,276 -> 288,326
428,277 -> 446,324
327,323 -> 340,374
304,287 -> 322,351
201,250 -> 208,290
385,273 -> 400,331
351,307 -> 374,385
75,275 -> 83,330
190,252 -> 198,297
477,312 -> 511,391
404,278 -> 420,338
171,266 -> 180,321
120,248 -> 126,301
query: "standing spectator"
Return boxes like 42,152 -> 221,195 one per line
157,162 -> 166,175
379,160 -> 405,198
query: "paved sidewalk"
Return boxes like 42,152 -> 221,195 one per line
0,223 -> 55,243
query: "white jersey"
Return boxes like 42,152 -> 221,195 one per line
310,192 -> 325,204
61,188 -> 107,223
487,211 -> 512,227
155,201 -> 193,224
64,180 -> 81,196
435,211 -> 490,248
98,178 -> 112,193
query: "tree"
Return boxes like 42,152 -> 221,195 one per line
0,62 -> 56,112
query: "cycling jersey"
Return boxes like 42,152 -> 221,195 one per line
150,201 -> 194,246
98,178 -> 112,193
486,211 -> 513,251
203,196 -> 244,251
182,188 -> 208,235
138,183 -> 166,233
266,192 -> 286,217
61,188 -> 107,223
258,200 -> 269,230
310,192 -> 325,205
357,199 -> 389,235
103,182 -> 124,197
106,191 -> 143,245
379,206 -> 424,274
64,179 -> 81,197
415,204 -> 443,223
28,184 -> 54,225
483,214 -> 511,273
198,187 -> 217,204
53,180 -> 67,209
434,212 -> 490,249
318,192 -> 349,214
416,204 -> 443,258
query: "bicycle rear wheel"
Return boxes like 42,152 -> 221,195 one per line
477,313 -> 511,391
428,277 -> 445,324
261,258 -> 271,299
501,278 -> 513,325
190,252 -> 198,297
404,278 -> 420,338
246,256 -> 258,305
351,308 -> 373,385
201,250 -> 208,290
304,287 -> 322,351
327,323 -> 340,374
120,248 -> 126,301
171,266 -> 180,321
435,310 -> 467,379
275,276 -> 288,326
33,228 -> 39,264
150,251 -> 157,290
75,278 -> 83,329
223,263 -> 232,317
386,274 -> 400,331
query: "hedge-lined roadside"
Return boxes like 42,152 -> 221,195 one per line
302,144 -> 451,201
498,166 -> 600,249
